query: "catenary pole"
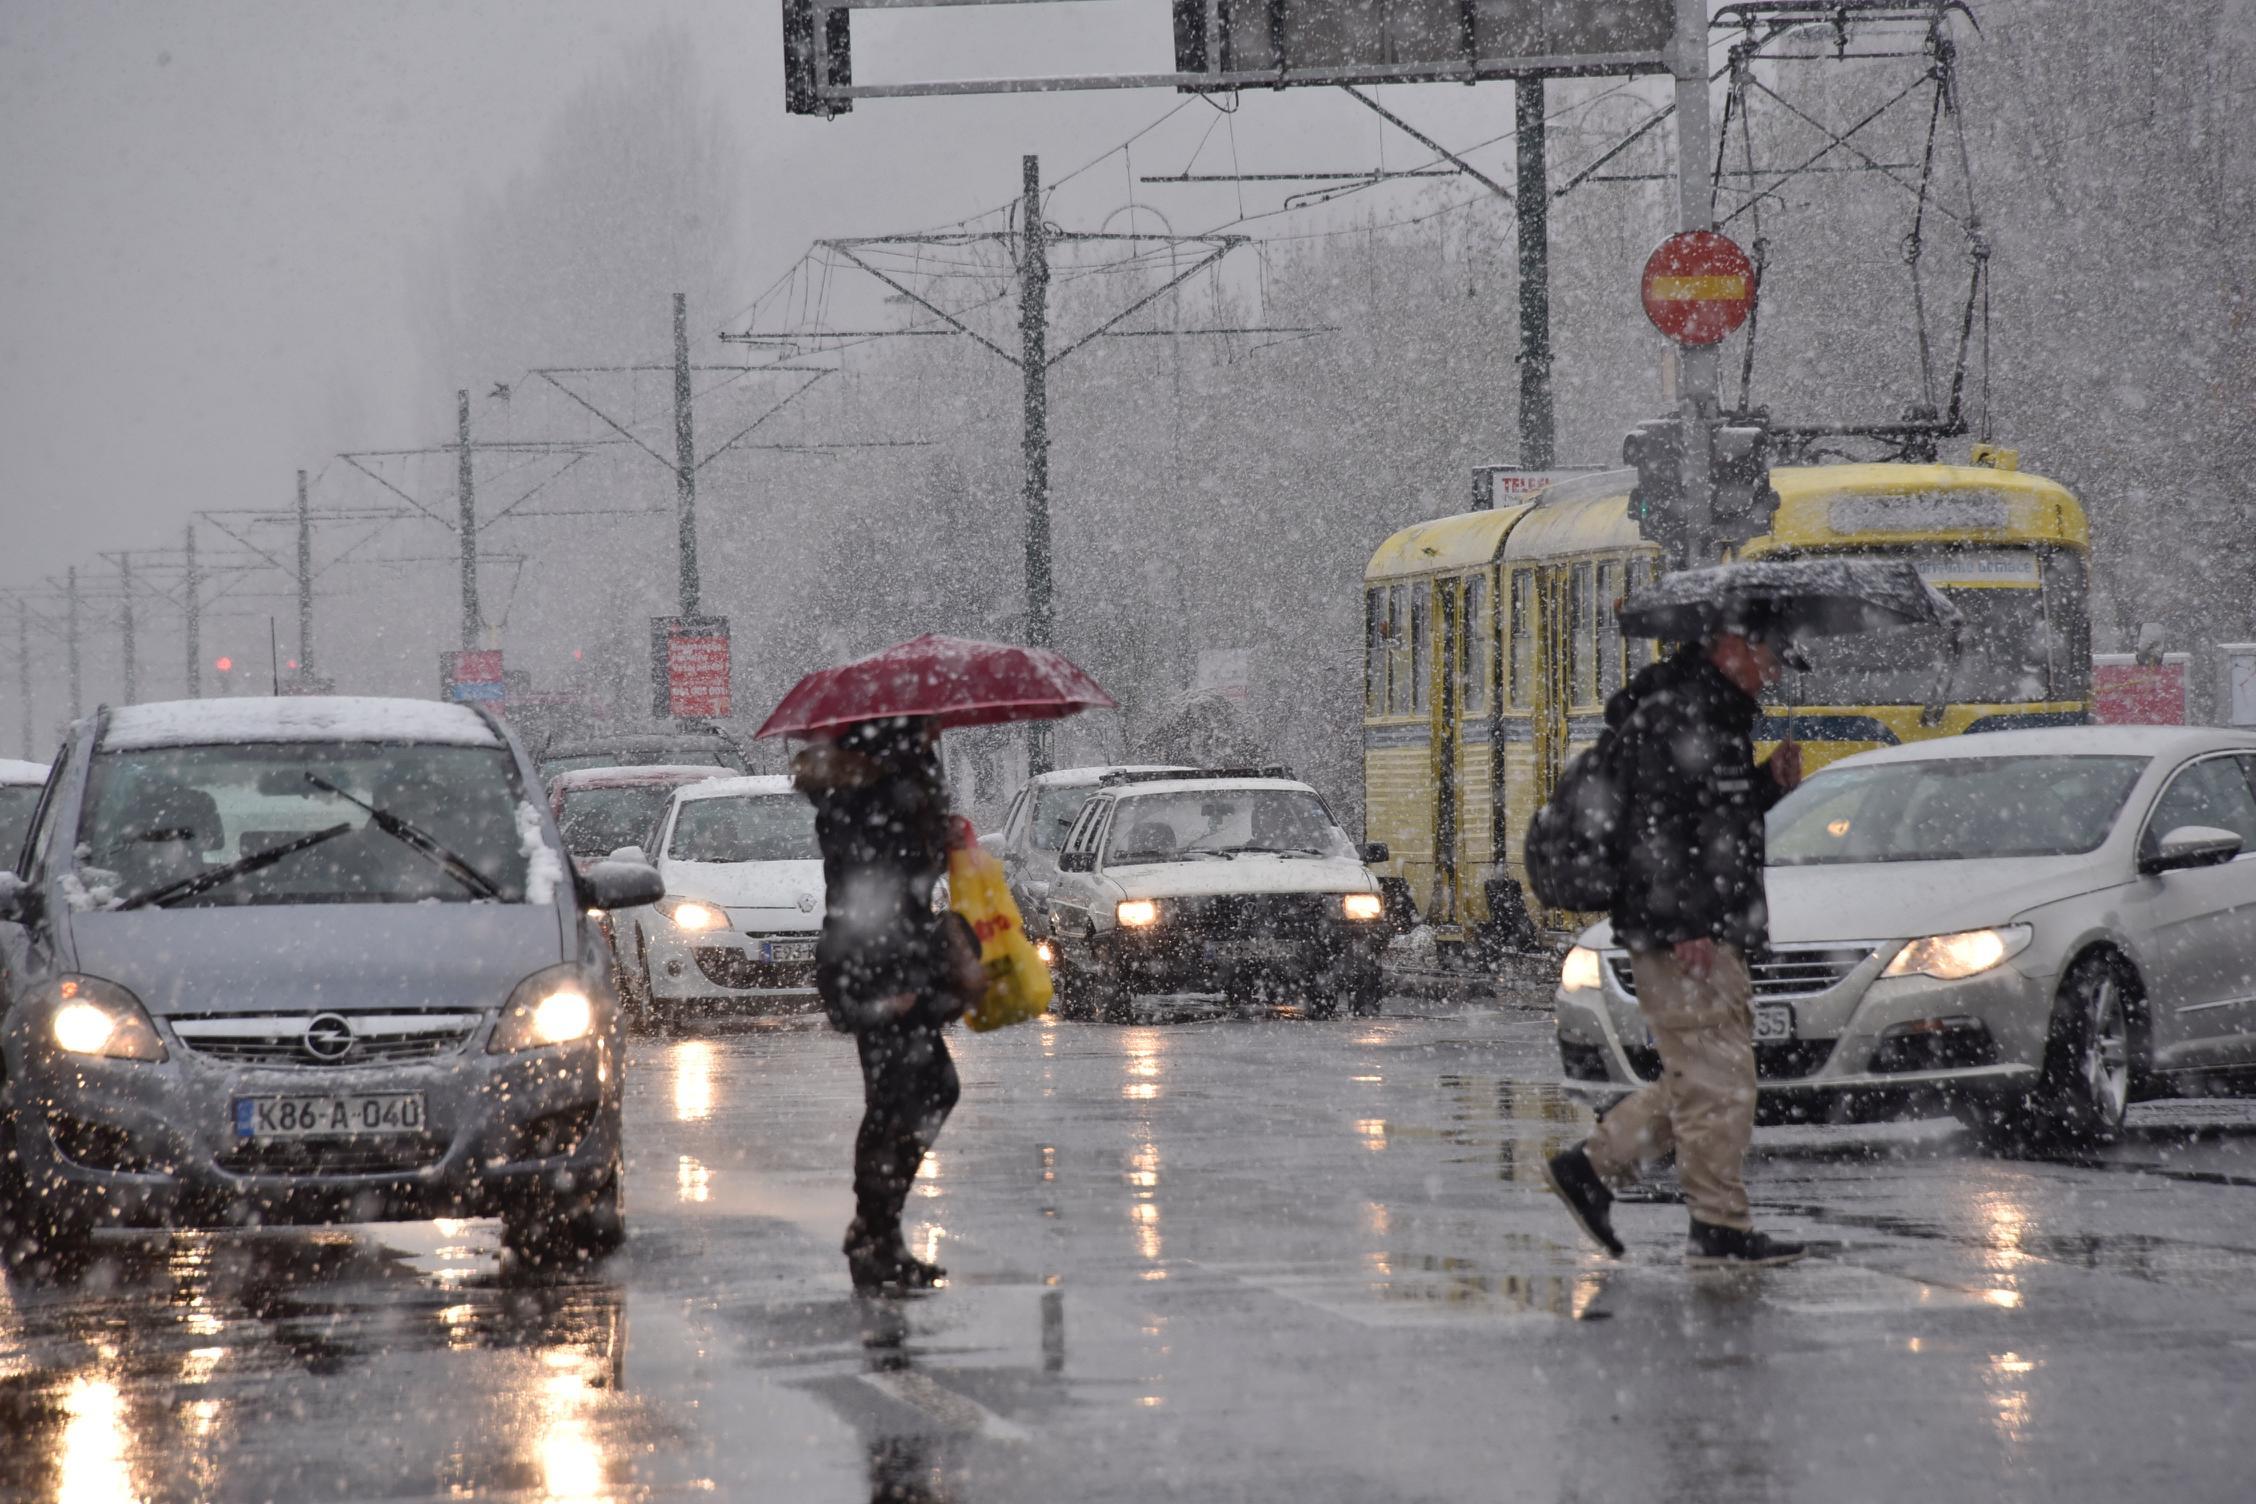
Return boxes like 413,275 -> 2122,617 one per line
184,524 -> 202,698
1516,76 -> 1554,470
1020,154 -> 1054,774
674,292 -> 701,617
296,468 -> 314,683
64,566 -> 80,721
118,555 -> 137,705
16,599 -> 31,758
457,389 -> 479,648
1674,0 -> 1719,562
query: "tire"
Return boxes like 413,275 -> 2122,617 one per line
503,1159 -> 625,1272
1050,955 -> 1095,1021
1304,993 -> 1341,1021
0,1118 -> 94,1275
619,929 -> 657,1034
1969,954 -> 2137,1153
1096,981 -> 1137,1026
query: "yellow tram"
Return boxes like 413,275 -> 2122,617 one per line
1362,456 -> 2092,948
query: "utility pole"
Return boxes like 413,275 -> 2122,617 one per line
457,389 -> 479,648
15,600 -> 30,760
184,524 -> 202,698
1019,155 -> 1055,773
296,468 -> 314,683
1515,77 -> 1554,470
1674,0 -> 1719,561
64,566 -> 81,721
117,555 -> 137,705
673,292 -> 701,617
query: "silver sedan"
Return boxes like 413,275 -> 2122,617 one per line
1556,725 -> 2256,1147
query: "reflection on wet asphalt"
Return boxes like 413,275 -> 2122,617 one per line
4,993 -> 2256,1502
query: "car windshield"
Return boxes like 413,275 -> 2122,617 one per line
1767,754 -> 2148,865
1103,788 -> 1356,864
557,784 -> 679,857
667,794 -> 818,863
75,742 -> 533,906
1032,784 -> 1098,850
1,785 -> 41,868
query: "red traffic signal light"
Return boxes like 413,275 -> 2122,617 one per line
214,656 -> 233,674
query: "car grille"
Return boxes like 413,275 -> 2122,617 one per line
1607,946 -> 1874,1001
217,1138 -> 448,1175
692,949 -> 818,991
1626,1039 -> 1839,1083
172,1012 -> 481,1068
1163,892 -> 1340,938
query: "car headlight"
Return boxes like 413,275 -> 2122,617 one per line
1560,946 -> 1604,993
1033,937 -> 1056,967
47,976 -> 167,1061
1342,892 -> 1386,922
490,965 -> 602,1052
1881,925 -> 2033,982
1115,898 -> 1161,929
657,896 -> 727,932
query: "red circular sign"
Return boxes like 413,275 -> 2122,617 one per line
1641,230 -> 1756,346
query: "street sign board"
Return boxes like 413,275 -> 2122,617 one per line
442,649 -> 506,704
2093,654 -> 2191,727
2224,644 -> 2256,728
1470,464 -> 1605,510
651,616 -> 732,720
1641,231 -> 1756,347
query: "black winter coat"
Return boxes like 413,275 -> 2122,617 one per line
796,743 -> 955,1033
1606,647 -> 1786,953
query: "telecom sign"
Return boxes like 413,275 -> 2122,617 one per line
1641,231 -> 1757,347
651,616 -> 732,720
443,650 -> 506,704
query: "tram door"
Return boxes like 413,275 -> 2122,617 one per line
1428,578 -> 1462,928
1530,566 -> 1575,820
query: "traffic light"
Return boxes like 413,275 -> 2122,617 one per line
783,0 -> 852,117
1709,418 -> 1781,543
1623,417 -> 1694,563
213,656 -> 233,675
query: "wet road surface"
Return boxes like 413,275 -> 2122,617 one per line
4,991 -> 2255,1502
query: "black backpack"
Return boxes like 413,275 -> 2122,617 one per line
1523,710 -> 1633,913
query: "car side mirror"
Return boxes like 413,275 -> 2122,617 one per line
2141,825 -> 2243,876
584,860 -> 666,910
0,872 -> 39,926
607,844 -> 649,868
1059,850 -> 1096,874
1361,842 -> 1391,865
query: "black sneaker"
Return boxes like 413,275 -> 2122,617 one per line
1541,1145 -> 1625,1258
1685,1220 -> 1807,1268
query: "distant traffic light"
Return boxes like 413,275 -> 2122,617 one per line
214,656 -> 234,674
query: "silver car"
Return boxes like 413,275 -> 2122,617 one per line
1556,726 -> 2256,1147
0,697 -> 662,1267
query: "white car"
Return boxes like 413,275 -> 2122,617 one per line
987,764 -> 1190,936
1555,726 -> 2256,1147
1045,773 -> 1391,1021
609,775 -> 824,1023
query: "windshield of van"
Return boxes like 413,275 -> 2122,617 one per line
667,795 -> 818,863
74,742 -> 534,907
1767,754 -> 2146,865
1103,788 -> 1356,864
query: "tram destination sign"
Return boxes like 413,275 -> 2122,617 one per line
784,0 -> 1676,114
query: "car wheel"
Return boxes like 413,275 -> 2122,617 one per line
0,1120 -> 94,1274
1972,954 -> 2137,1153
1049,954 -> 1094,1021
503,1159 -> 625,1271
1304,993 -> 1341,1021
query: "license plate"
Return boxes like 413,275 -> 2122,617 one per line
1753,1003 -> 1795,1042
762,939 -> 816,963
232,1092 -> 427,1141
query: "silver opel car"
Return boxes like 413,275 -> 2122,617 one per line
0,696 -> 662,1267
1556,726 -> 2256,1148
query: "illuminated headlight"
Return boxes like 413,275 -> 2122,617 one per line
1559,945 -> 1604,994
1342,892 -> 1386,922
1115,898 -> 1162,929
48,977 -> 167,1061
1881,925 -> 2033,982
490,966 -> 601,1052
658,896 -> 727,932
1034,937 -> 1056,967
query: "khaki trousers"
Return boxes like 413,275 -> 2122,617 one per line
1583,945 -> 1757,1231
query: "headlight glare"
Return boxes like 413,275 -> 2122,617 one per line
1115,898 -> 1161,929
490,965 -> 603,1052
1882,924 -> 2033,981
659,897 -> 727,932
1342,892 -> 1386,922
1560,945 -> 1604,993
47,976 -> 166,1061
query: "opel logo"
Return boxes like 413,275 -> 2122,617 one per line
798,892 -> 818,914
303,1013 -> 356,1061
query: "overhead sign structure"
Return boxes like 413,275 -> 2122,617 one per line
652,616 -> 732,721
1641,230 -> 1756,347
442,649 -> 506,705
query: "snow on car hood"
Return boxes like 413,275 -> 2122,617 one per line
102,696 -> 502,750
1105,854 -> 1378,899
661,857 -> 826,921
65,903 -> 568,1016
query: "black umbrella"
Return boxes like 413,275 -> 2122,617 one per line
1616,557 -> 1962,643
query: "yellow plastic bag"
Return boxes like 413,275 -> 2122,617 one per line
947,840 -> 1054,1031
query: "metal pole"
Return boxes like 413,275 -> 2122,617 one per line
118,555 -> 137,705
269,616 -> 280,696
296,468 -> 314,683
457,389 -> 479,648
1516,76 -> 1554,470
184,524 -> 202,698
1674,0 -> 1720,564
16,599 -> 31,759
674,292 -> 701,618
1019,154 -> 1054,774
64,566 -> 80,721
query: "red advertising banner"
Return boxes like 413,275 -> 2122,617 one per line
651,616 -> 731,720
442,649 -> 506,704
2093,655 -> 2189,726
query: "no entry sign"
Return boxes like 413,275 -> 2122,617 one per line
1641,231 -> 1756,346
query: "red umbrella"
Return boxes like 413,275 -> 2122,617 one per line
754,633 -> 1117,740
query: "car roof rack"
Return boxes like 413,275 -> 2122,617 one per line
1097,765 -> 1295,787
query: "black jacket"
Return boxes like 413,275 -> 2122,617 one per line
1606,647 -> 1786,953
796,741 -> 955,1032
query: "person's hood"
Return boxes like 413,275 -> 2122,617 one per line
661,857 -> 826,922
1578,854 -> 2120,949
63,903 -> 569,1016
1104,854 -> 1377,899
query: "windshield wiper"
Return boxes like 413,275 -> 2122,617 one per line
304,773 -> 503,899
116,823 -> 353,910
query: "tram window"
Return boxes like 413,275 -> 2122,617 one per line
1569,563 -> 1596,707
1508,571 -> 1534,709
1408,589 -> 1429,714
1387,584 -> 1413,715
1596,562 -> 1624,700
1463,575 -> 1492,716
1365,588 -> 1387,716
2044,550 -> 2092,697
1624,558 -> 1657,672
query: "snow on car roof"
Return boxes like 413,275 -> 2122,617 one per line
674,774 -> 796,802
1105,776 -> 1315,798
547,764 -> 732,791
1031,763 -> 1190,788
1827,724 -> 2256,769
102,697 -> 502,751
0,758 -> 49,785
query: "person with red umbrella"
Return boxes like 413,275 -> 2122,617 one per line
763,635 -> 1114,1295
